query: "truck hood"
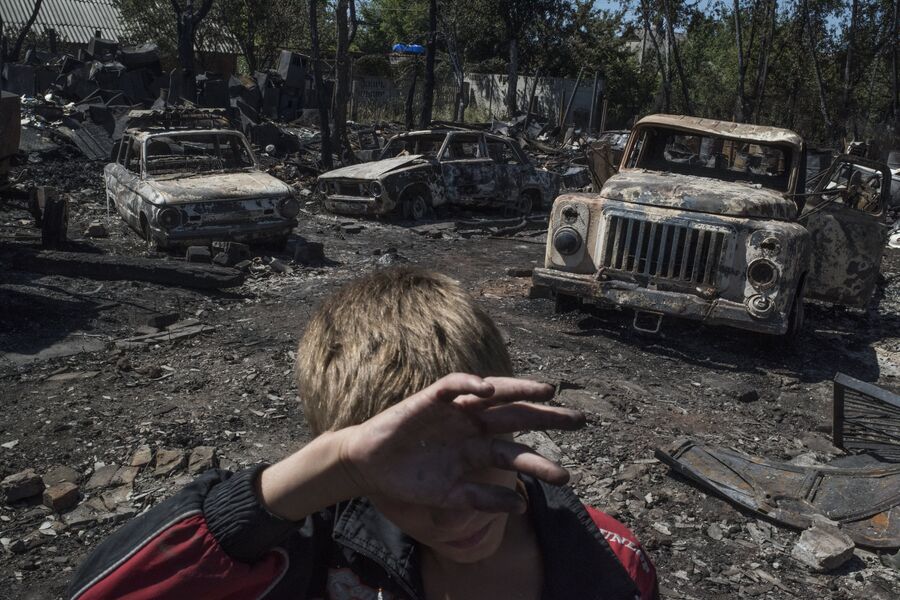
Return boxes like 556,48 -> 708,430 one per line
146,171 -> 292,205
602,170 -> 797,220
319,155 -> 425,180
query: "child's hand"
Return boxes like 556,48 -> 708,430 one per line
337,373 -> 584,514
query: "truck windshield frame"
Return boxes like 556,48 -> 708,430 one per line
630,126 -> 795,193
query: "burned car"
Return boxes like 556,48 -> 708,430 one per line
317,129 -> 559,219
105,122 -> 299,249
533,114 -> 892,337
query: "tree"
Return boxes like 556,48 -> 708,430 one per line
170,0 -> 214,99
333,0 -> 354,163
4,0 -> 43,62
309,0 -> 332,170
418,0 -> 437,127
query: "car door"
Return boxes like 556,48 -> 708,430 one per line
439,132 -> 496,205
487,138 -> 528,207
113,137 -> 145,231
801,155 -> 891,307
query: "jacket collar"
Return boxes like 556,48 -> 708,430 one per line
331,477 -> 639,600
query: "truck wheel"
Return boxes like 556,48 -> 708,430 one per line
401,188 -> 431,221
554,293 -> 581,314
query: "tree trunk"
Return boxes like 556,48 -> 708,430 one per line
309,0 -> 332,170
662,0 -> 693,115
752,0 -> 777,123
892,0 -> 899,120
733,0 -> 747,122
243,0 -> 257,74
506,35 -> 519,117
802,0 -> 835,136
171,0 -> 213,102
7,0 -> 43,62
419,0 -> 437,128
405,63 -> 419,130
840,0 -> 858,138
639,1 -> 670,112
333,0 -> 353,163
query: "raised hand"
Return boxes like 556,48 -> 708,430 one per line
337,373 -> 585,514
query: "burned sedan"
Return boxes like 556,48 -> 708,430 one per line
105,128 -> 299,248
533,114 -> 891,337
317,129 -> 559,219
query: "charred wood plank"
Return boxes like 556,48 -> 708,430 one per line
2,245 -> 245,289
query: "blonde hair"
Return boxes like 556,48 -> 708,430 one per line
296,267 -> 512,435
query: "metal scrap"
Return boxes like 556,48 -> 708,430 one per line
833,372 -> 900,462
655,437 -> 900,550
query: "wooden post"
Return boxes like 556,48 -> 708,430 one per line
589,70 -> 601,133
48,28 -> 57,54
524,70 -> 540,130
350,79 -> 358,121
561,67 -> 584,129
599,96 -> 609,133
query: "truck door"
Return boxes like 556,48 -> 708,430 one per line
440,132 -> 496,205
801,155 -> 891,307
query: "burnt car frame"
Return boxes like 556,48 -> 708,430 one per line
105,125 -> 299,249
317,129 -> 560,219
533,114 -> 891,337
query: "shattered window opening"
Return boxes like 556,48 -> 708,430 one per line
380,133 -> 448,159
635,127 -> 793,192
442,134 -> 483,160
144,132 -> 255,178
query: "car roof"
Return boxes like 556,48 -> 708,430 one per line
635,114 -> 803,149
129,129 -> 245,142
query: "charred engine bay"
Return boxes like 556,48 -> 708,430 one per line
2,157 -> 900,599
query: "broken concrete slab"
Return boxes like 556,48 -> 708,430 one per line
791,521 -> 856,572
2,469 -> 45,503
42,482 -> 80,512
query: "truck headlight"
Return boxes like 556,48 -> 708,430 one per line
157,207 -> 181,230
748,259 -> 778,290
370,181 -> 382,197
279,197 -> 300,219
553,227 -> 582,256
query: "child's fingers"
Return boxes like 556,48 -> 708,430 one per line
460,438 -> 570,486
454,377 -> 555,408
443,481 -> 527,514
423,373 -> 495,403
477,402 -> 586,433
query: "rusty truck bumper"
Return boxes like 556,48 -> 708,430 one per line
532,268 -> 788,335
156,220 -> 295,248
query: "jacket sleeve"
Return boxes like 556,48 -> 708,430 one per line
68,465 -> 306,600
586,506 -> 660,600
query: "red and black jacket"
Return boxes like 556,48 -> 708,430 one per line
68,466 -> 659,599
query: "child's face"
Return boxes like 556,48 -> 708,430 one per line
371,464 -> 519,564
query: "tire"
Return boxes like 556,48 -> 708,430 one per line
401,188 -> 431,221
553,292 -> 581,314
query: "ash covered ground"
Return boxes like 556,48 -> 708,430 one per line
1,158 -> 899,600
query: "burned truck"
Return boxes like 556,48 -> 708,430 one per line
533,114 -> 891,337
105,110 -> 299,249
317,129 -> 559,220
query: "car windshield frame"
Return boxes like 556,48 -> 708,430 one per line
141,130 -> 258,179
628,125 -> 796,193
379,133 -> 449,160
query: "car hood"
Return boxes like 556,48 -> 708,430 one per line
146,171 -> 292,205
602,170 -> 797,220
319,155 -> 426,180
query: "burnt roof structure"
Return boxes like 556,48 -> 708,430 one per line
0,0 -> 127,43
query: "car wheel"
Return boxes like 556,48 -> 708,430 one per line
402,190 -> 431,221
515,193 -> 534,216
553,293 -> 581,314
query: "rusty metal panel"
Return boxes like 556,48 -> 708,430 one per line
833,373 -> 900,463
656,438 -> 900,550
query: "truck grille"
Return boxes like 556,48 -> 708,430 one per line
600,215 -> 728,287
338,182 -> 363,196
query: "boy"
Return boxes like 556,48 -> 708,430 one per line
69,267 -> 658,600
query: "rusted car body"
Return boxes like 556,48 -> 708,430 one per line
317,129 -> 559,219
105,125 -> 298,248
533,114 -> 891,336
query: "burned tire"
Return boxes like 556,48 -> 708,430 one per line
553,292 -> 581,314
401,188 -> 431,221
